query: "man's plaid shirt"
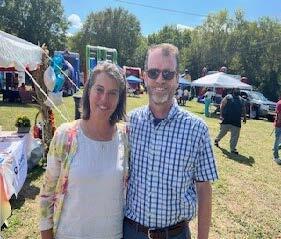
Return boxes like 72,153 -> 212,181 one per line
125,101 -> 218,228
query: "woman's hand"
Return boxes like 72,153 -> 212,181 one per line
41,229 -> 54,239
123,172 -> 129,188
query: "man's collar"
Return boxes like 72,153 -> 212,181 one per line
146,98 -> 180,122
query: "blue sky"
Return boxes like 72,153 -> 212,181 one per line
62,0 -> 281,36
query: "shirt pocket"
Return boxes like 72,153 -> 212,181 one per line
168,155 -> 195,194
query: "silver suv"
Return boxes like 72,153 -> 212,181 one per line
240,90 -> 276,121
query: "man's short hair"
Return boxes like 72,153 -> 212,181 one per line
144,43 -> 179,72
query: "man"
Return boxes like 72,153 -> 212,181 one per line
214,88 -> 246,154
273,97 -> 281,165
124,43 -> 218,239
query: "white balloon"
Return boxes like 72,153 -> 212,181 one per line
43,66 -> 56,91
44,91 -> 63,107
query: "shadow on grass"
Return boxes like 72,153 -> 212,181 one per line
0,101 -> 38,109
219,147 -> 255,166
192,111 -> 221,120
10,166 -> 45,210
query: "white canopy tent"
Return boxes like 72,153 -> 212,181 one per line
0,30 -> 68,121
0,30 -> 42,71
191,72 -> 253,90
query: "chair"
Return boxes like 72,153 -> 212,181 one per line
19,90 -> 33,103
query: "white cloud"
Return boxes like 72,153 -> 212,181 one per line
68,14 -> 83,29
176,24 -> 194,31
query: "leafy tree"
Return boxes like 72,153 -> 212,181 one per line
227,13 -> 281,99
181,29 -> 206,79
71,7 -> 141,69
126,36 -> 148,68
192,11 -> 232,75
256,17 -> 281,100
147,25 -> 192,72
180,10 -> 281,100
0,0 -> 68,52
147,25 -> 191,50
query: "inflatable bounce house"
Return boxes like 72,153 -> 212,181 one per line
85,45 -> 117,83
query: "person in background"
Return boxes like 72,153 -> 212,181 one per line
11,75 -> 19,89
214,88 -> 246,154
176,86 -> 183,105
182,88 -> 190,106
272,97 -> 281,165
18,83 -> 26,92
39,62 -> 128,239
124,43 -> 218,239
183,68 -> 191,81
204,88 -> 214,117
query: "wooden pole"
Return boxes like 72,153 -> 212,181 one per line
32,45 -> 55,157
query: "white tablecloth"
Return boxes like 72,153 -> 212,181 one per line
0,131 -> 30,199
0,131 -> 31,226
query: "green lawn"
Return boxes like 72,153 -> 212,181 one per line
1,94 -> 281,239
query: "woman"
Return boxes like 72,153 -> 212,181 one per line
39,62 -> 128,239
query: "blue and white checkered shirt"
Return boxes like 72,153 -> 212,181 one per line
125,100 -> 218,228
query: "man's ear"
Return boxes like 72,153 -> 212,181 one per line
176,73 -> 179,85
143,71 -> 148,87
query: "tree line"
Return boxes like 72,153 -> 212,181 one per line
0,1 -> 280,100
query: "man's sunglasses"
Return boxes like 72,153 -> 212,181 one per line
146,68 -> 176,81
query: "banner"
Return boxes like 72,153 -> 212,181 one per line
0,133 -> 28,199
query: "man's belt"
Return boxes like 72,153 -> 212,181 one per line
124,217 -> 188,239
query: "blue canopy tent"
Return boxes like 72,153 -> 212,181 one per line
126,75 -> 143,96
126,75 -> 142,83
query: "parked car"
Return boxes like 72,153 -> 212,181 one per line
240,90 -> 276,121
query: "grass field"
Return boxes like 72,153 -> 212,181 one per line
1,94 -> 281,239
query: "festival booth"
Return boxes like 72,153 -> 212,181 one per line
126,75 -> 142,83
126,75 -> 142,96
179,77 -> 191,90
191,72 -> 252,90
0,30 -> 44,227
0,30 -> 42,103
0,31 -> 42,71
191,72 -> 253,115
0,31 -> 73,227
